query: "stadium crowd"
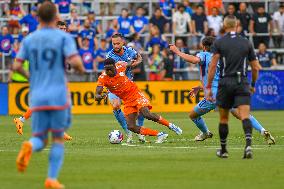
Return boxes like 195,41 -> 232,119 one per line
0,0 -> 284,82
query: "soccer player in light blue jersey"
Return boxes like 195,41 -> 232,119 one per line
170,36 -> 275,145
13,2 -> 85,188
106,33 -> 145,143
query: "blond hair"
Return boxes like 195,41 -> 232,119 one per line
224,15 -> 237,29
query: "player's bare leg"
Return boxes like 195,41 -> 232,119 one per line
237,105 -> 253,159
125,112 -> 168,143
139,107 -> 182,135
13,109 -> 72,141
230,108 -> 275,145
216,108 -> 229,158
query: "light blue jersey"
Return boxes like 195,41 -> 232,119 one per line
17,27 -> 78,110
106,46 -> 138,80
196,51 -> 220,98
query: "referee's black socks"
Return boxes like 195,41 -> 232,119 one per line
242,119 -> 253,148
219,123 -> 229,153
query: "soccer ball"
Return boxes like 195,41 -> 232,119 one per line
108,130 -> 123,144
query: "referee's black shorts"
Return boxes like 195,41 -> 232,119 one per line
216,77 -> 251,109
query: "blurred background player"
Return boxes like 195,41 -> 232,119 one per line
13,20 -> 73,141
13,2 -> 84,188
95,58 -> 182,143
170,36 -> 275,145
106,33 -> 145,143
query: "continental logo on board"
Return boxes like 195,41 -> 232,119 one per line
8,81 -> 203,115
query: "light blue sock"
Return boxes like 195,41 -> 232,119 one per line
250,115 -> 265,134
113,109 -> 129,134
137,114 -> 144,127
192,117 -> 209,133
48,143 -> 64,180
29,137 -> 44,152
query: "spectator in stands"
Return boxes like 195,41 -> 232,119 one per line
0,25 -> 14,70
257,43 -> 277,68
272,4 -> 284,48
146,25 -> 168,52
94,39 -> 109,72
172,4 -> 192,38
207,7 -> 223,36
19,6 -> 38,33
8,0 -> 25,34
66,8 -> 81,39
206,28 -> 216,37
191,5 -> 208,49
78,19 -> 98,51
130,7 -> 149,34
250,6 -> 273,48
8,42 -> 29,82
149,8 -> 169,34
17,26 -> 29,43
183,0 -> 194,16
127,33 -> 143,52
159,0 -> 175,19
79,37 -> 96,72
106,19 -> 120,48
55,0 -> 72,16
118,8 -> 132,36
87,11 -> 102,34
224,4 -> 241,33
99,0 -> 115,16
204,0 -> 224,15
238,3 -> 251,35
173,38 -> 189,80
148,44 -> 163,81
161,49 -> 174,80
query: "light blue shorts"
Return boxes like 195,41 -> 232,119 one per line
31,107 -> 71,139
193,98 -> 216,116
108,92 -> 121,102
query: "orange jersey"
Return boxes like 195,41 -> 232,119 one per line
205,0 -> 223,15
97,62 -> 140,103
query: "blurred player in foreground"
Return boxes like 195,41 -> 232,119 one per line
170,36 -> 275,145
13,2 -> 84,188
13,21 -> 72,141
106,33 -> 145,143
95,58 -> 182,143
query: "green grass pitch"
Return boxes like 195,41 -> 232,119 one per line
0,111 -> 284,189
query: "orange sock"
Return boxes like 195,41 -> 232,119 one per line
157,116 -> 170,127
23,108 -> 32,120
140,127 -> 159,136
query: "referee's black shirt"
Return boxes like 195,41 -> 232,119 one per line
211,32 -> 257,78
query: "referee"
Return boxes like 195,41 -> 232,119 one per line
206,15 -> 260,159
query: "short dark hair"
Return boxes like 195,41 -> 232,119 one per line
197,4 -> 204,9
57,20 -> 67,27
111,33 -> 124,39
38,1 -> 57,23
178,4 -> 185,10
104,58 -> 116,66
202,36 -> 215,51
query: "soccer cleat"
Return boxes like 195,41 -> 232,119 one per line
194,131 -> 213,141
16,141 -> 32,172
63,132 -> 73,141
169,123 -> 182,135
126,132 -> 133,143
216,149 -> 229,158
155,132 -> 168,143
263,130 -> 275,145
137,134 -> 146,143
243,146 -> 253,159
14,118 -> 24,135
45,179 -> 65,189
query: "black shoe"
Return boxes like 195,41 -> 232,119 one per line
216,149 -> 229,158
243,146 -> 253,159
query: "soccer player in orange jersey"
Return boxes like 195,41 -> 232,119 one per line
14,108 -> 73,140
95,58 -> 182,143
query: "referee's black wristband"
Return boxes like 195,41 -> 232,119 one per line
251,82 -> 256,88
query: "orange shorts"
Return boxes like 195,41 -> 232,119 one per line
123,92 -> 152,116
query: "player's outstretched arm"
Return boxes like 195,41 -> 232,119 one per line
68,55 -> 85,74
169,44 -> 200,64
206,53 -> 220,101
131,53 -> 143,67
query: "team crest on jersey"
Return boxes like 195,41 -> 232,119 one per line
83,52 -> 92,63
1,39 -> 11,50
